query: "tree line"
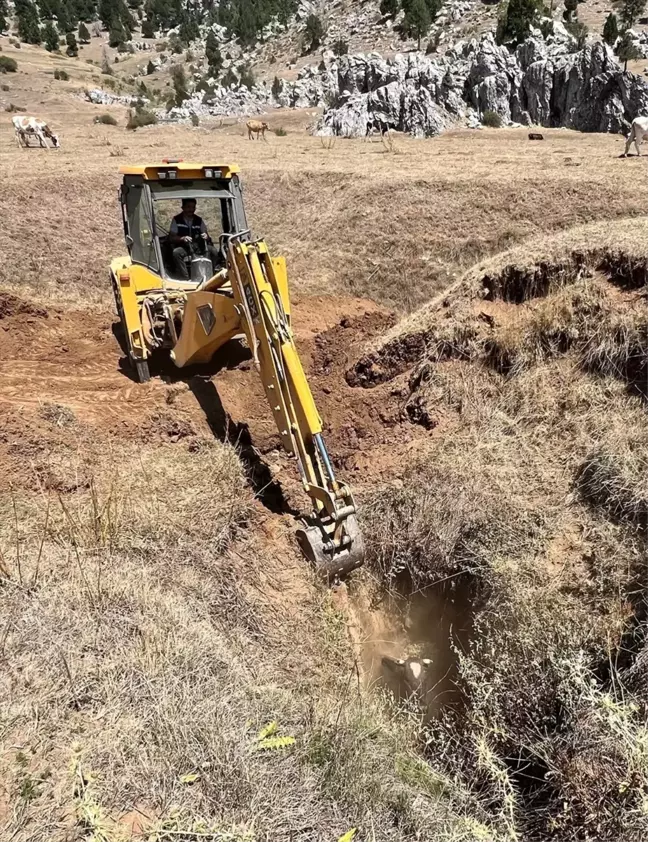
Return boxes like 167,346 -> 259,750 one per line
7,0 -> 300,52
496,0 -> 647,70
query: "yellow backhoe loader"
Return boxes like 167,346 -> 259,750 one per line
109,160 -> 364,579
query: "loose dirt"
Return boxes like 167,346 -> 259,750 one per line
0,289 -> 434,502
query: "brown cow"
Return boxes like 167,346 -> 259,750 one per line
247,119 -> 269,141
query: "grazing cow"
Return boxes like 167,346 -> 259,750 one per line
246,119 -> 269,140
365,115 -> 391,138
624,116 -> 648,156
13,116 -> 60,149
381,656 -> 434,703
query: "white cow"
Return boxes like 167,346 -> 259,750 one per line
624,116 -> 648,157
381,655 -> 434,702
12,116 -> 60,149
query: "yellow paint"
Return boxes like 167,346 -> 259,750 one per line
119,162 -> 240,180
171,291 -> 241,367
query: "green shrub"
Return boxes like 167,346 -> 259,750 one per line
96,113 -> 117,125
190,113 -> 199,126
273,126 -> 287,136
0,56 -> 18,73
482,109 -> 503,128
126,106 -> 157,130
53,68 -> 69,80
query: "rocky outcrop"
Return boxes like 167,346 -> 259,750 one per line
316,31 -> 648,137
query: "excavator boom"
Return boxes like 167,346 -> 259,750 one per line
227,237 -> 364,579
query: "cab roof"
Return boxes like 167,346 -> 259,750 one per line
119,162 -> 240,180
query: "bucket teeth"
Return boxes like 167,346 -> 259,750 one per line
296,514 -> 365,582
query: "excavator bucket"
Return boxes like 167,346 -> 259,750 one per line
296,514 -> 365,582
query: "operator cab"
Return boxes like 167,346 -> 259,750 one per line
118,161 -> 249,288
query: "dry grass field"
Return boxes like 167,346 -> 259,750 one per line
0,42 -> 646,842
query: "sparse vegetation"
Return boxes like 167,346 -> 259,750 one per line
274,126 -> 287,136
96,112 -> 117,125
0,55 -> 17,73
332,37 -> 349,56
170,62 -> 189,105
482,109 -> 503,127
53,68 -> 70,80
65,31 -> 78,57
239,63 -> 255,89
126,105 -> 157,129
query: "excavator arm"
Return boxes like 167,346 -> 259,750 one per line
226,236 -> 364,579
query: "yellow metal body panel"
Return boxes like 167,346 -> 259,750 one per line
110,259 -> 147,360
119,162 -> 240,180
171,292 -> 241,367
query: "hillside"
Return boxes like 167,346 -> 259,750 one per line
0,46 -> 647,842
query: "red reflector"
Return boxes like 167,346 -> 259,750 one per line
162,157 -> 183,163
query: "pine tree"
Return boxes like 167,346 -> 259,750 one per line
496,0 -> 540,44
205,30 -> 223,73
141,15 -> 155,37
38,0 -> 58,19
304,13 -> 323,51
16,0 -> 42,44
401,0 -> 431,49
620,0 -> 647,29
563,0 -> 578,22
271,74 -> 282,99
146,58 -> 155,73
42,19 -> 60,50
58,0 -> 75,32
0,0 -> 7,32
178,11 -> 199,46
66,30 -> 78,54
78,20 -> 91,41
108,18 -> 126,46
616,29 -> 640,69
602,13 -> 618,46
98,0 -> 115,28
424,0 -> 442,19
380,0 -> 400,16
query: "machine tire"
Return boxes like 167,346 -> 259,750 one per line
133,358 -> 150,383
